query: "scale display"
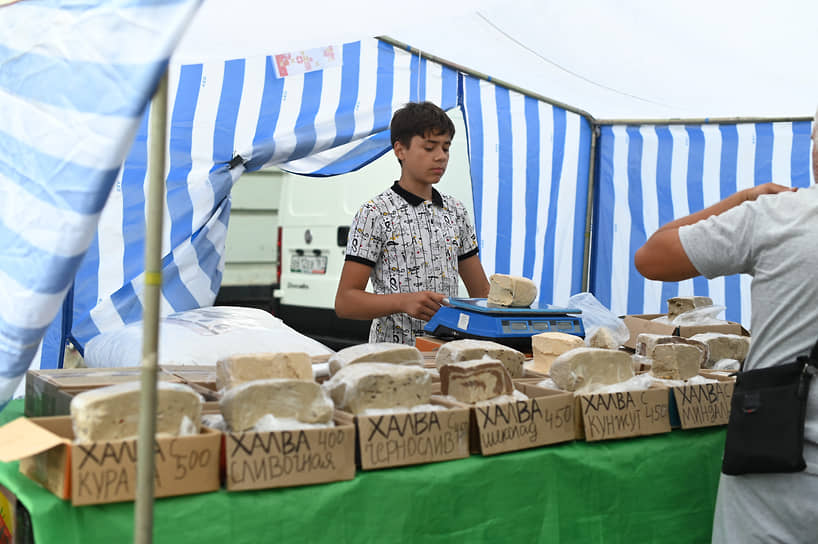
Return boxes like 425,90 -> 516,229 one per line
423,297 -> 585,350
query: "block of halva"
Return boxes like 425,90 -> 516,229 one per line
649,343 -> 704,380
328,342 -> 422,376
531,332 -> 585,374
216,352 -> 313,391
587,327 -> 619,349
549,347 -> 634,392
635,333 -> 709,362
435,339 -> 525,378
487,274 -> 538,307
219,379 -> 334,431
667,296 -> 713,319
322,363 -> 431,414
440,358 -> 514,404
689,333 -> 751,368
71,381 -> 202,443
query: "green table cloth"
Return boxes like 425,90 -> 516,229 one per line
0,399 -> 725,543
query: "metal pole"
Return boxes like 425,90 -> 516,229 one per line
581,123 -> 598,293
135,70 -> 168,544
376,35 -> 596,122
596,115 -> 812,126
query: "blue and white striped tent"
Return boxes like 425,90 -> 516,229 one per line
0,0 -> 201,405
2,0 -> 816,409
591,121 -> 814,324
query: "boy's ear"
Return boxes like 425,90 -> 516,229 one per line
393,140 -> 406,161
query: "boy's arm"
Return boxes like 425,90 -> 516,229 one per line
634,182 -> 793,281
458,255 -> 490,298
334,261 -> 446,322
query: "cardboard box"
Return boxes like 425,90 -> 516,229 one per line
622,314 -> 749,350
668,373 -> 735,429
335,402 -> 471,470
222,418 -> 356,491
415,335 -> 449,352
436,383 -> 575,456
576,385 -> 671,442
0,417 -> 221,506
24,367 -> 184,417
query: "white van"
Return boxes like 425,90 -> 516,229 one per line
274,108 -> 474,349
216,168 -> 282,314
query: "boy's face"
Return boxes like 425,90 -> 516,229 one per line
394,131 -> 451,185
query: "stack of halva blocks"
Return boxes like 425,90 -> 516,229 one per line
523,295 -> 751,438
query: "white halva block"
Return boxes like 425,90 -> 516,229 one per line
635,333 -> 710,362
434,339 -> 525,378
216,352 -> 313,391
322,362 -> 432,414
71,381 -> 202,443
649,343 -> 704,380
219,379 -> 334,431
689,333 -> 751,368
530,332 -> 585,374
549,347 -> 634,392
667,296 -> 713,319
587,327 -> 619,350
328,342 -> 422,376
487,274 -> 538,307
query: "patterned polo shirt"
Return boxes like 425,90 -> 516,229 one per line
345,181 -> 480,345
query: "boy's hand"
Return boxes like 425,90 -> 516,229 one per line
402,291 -> 446,321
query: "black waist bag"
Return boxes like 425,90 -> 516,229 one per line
721,341 -> 818,476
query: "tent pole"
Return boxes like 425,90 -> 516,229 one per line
135,70 -> 168,544
377,36 -> 596,123
581,123 -> 598,293
596,116 -> 811,126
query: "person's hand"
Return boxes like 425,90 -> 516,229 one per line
401,291 -> 446,321
742,182 -> 796,202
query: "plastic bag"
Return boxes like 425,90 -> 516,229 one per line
85,306 -> 334,368
565,292 -> 630,347
670,305 -> 727,326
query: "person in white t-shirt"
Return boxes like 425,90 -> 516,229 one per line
634,110 -> 818,542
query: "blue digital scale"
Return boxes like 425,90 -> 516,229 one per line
422,297 -> 585,352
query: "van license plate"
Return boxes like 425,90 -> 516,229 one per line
290,255 -> 327,274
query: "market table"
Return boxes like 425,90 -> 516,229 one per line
0,399 -> 726,543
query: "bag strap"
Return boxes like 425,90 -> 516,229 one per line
809,337 -> 818,368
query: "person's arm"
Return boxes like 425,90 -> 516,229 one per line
458,254 -> 490,297
635,182 -> 794,281
334,260 -> 446,322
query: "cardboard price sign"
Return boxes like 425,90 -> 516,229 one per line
0,417 -> 221,506
355,407 -> 470,469
579,387 -> 671,441
472,385 -> 575,455
673,380 -> 734,429
224,424 -> 355,491
72,434 -> 219,505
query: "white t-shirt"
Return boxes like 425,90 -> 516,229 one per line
679,184 -> 818,542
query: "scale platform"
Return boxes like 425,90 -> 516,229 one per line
422,297 -> 584,352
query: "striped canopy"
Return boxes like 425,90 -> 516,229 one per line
1,0 -> 814,409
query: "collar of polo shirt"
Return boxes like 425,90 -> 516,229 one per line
391,181 -> 444,208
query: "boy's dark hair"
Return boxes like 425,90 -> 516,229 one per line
390,102 -> 455,149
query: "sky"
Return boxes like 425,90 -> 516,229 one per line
174,0 -> 818,120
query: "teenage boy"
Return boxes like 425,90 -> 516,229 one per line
335,102 -> 489,345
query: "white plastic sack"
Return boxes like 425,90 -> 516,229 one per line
85,306 -> 334,368
650,304 -> 728,327
565,292 -> 630,347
